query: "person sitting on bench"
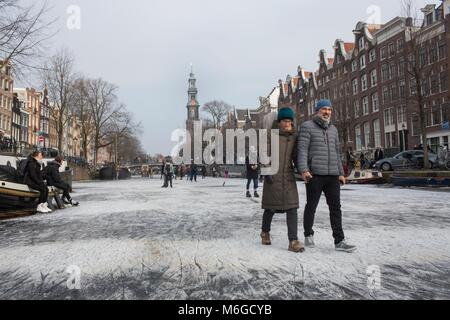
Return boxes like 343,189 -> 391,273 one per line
24,150 -> 52,213
45,156 -> 79,206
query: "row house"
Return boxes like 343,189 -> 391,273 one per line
0,61 -> 13,138
278,1 -> 450,155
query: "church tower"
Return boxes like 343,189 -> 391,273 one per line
186,65 -> 200,159
186,65 -> 200,124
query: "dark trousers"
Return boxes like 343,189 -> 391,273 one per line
190,173 -> 197,182
246,178 -> 258,191
262,209 -> 298,242
52,182 -> 71,200
304,175 -> 345,244
163,175 -> 173,187
27,183 -> 48,204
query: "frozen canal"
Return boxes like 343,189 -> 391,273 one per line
1,177 -> 450,300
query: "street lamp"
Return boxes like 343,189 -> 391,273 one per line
402,123 -> 406,151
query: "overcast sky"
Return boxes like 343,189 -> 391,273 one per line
25,0 -> 436,155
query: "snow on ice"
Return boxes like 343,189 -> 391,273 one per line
0,177 -> 449,299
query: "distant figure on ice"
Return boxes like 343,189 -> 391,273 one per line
160,160 -> 165,180
223,168 -> 229,186
261,108 -> 305,253
45,156 -> 79,206
212,167 -> 217,178
162,161 -> 173,188
374,147 -> 385,162
201,167 -> 206,179
297,99 -> 356,253
179,164 -> 186,180
190,161 -> 197,182
23,150 -> 52,213
245,154 -> 260,198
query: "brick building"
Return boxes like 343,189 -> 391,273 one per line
276,1 -> 450,156
0,61 -> 13,138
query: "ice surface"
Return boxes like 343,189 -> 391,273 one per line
0,177 -> 449,300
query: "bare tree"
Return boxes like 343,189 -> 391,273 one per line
402,0 -> 432,169
104,108 -> 140,164
202,100 -> 232,129
0,0 -> 56,75
41,48 -> 76,153
71,77 -> 94,160
82,78 -> 136,164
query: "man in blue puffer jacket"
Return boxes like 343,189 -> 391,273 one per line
297,99 -> 356,253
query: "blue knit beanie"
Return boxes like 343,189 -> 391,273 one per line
315,99 -> 333,112
277,108 -> 295,121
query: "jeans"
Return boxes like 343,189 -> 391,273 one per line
52,182 -> 71,200
27,183 -> 48,204
262,209 -> 298,242
303,175 -> 345,245
246,178 -> 258,191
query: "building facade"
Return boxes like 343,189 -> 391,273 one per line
276,1 -> 450,156
0,61 -> 13,138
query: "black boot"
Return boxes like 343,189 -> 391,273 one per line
254,191 -> 260,198
70,199 -> 79,207
246,191 -> 251,198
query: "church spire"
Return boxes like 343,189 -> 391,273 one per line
186,65 -> 199,120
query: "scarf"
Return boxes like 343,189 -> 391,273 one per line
313,114 -> 331,129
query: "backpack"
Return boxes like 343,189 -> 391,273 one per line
16,158 -> 29,184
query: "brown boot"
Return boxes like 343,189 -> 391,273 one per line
261,232 -> 271,245
288,240 -> 305,253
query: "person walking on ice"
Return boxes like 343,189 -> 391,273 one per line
297,99 -> 356,253
245,149 -> 260,198
260,107 -> 305,253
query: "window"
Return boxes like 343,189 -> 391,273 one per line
369,49 -> 376,62
381,64 -> 389,82
385,132 -> 396,148
420,47 -> 428,67
430,44 -> 438,64
438,40 -> 446,60
389,63 -> 397,79
354,100 -> 360,118
410,78 -> 417,95
388,43 -> 396,57
362,96 -> 369,115
351,60 -> 358,72
373,119 -> 381,147
359,37 -> 365,50
380,47 -> 387,60
360,55 -> 366,70
372,93 -> 379,112
382,86 -> 390,104
352,78 -> 358,95
431,74 -> 439,94
426,13 -> 433,26
370,69 -> 377,87
364,122 -> 371,148
422,78 -> 430,96
384,107 -> 395,126
398,57 -> 405,76
391,83 -> 398,100
431,106 -> 441,125
355,124 -> 362,150
399,80 -> 406,99
397,105 -> 407,124
440,72 -> 448,92
397,38 -> 405,52
361,74 -> 368,91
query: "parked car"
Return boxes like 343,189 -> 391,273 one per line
375,150 -> 438,171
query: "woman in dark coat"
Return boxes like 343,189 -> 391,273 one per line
261,108 -> 304,253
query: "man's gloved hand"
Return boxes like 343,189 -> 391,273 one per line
264,176 -> 274,184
